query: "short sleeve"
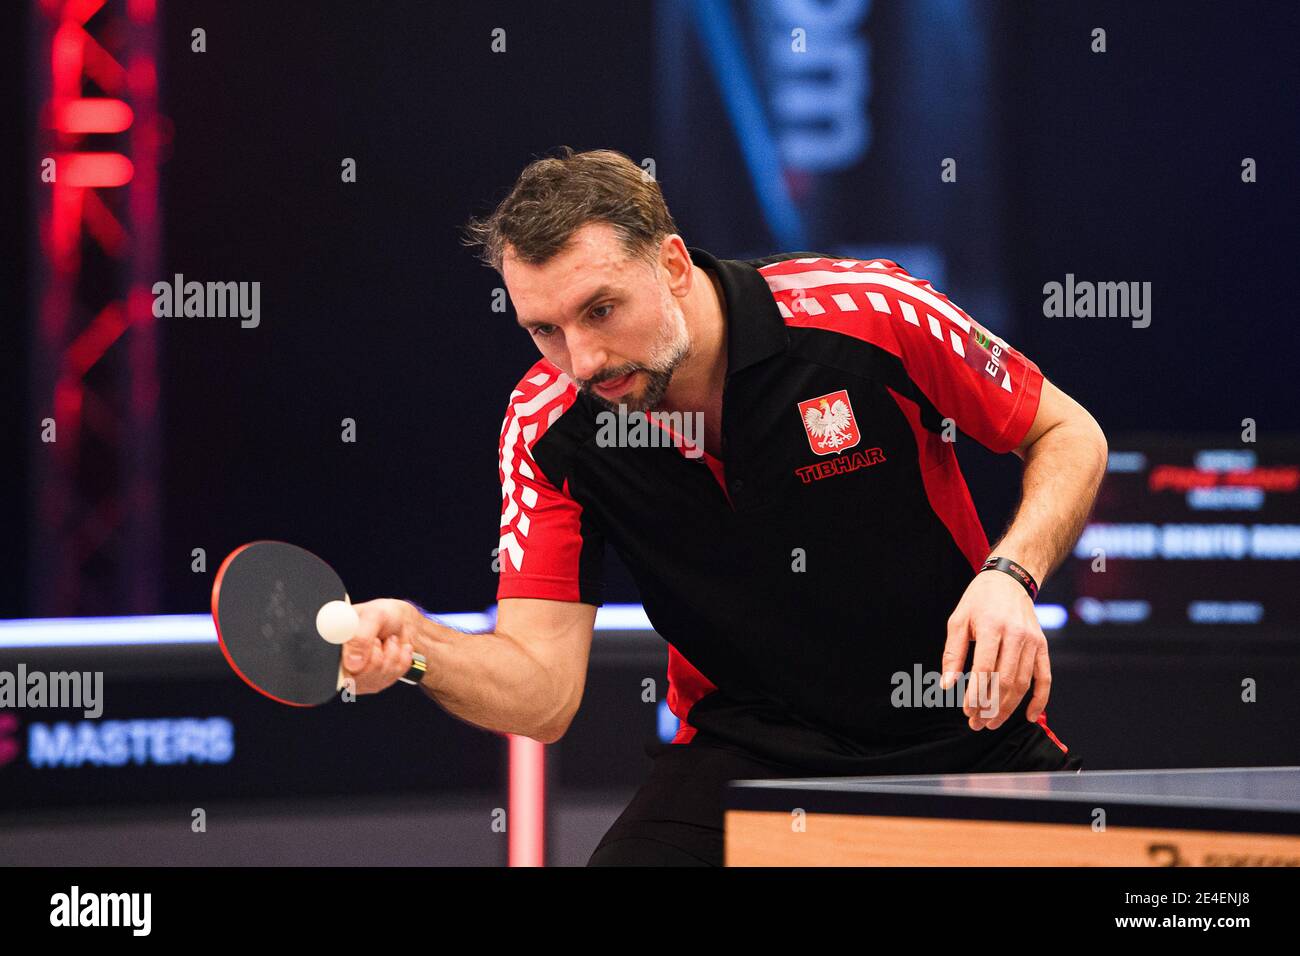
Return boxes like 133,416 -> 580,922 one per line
496,367 -> 604,605
843,261 -> 1044,453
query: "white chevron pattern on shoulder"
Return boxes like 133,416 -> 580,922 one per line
760,260 -> 1018,395
763,267 -> 973,334
498,367 -> 575,573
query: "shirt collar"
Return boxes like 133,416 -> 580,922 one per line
687,246 -> 789,377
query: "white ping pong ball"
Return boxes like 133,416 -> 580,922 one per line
316,600 -> 359,645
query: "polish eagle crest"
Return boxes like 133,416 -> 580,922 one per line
798,389 -> 861,455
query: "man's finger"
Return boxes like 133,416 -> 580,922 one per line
352,606 -> 384,641
1026,647 -> 1053,723
382,635 -> 402,678
940,613 -> 971,689
343,600 -> 408,672
964,619 -> 1003,723
1012,634 -> 1039,717
342,634 -> 377,672
983,630 -> 1030,729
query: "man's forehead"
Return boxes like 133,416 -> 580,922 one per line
505,243 -> 640,316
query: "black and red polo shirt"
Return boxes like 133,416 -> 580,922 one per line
496,247 -> 1069,773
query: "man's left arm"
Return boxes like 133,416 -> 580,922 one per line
939,377 -> 1108,731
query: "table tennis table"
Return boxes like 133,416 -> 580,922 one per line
725,767 -> 1300,866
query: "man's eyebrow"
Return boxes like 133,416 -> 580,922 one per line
516,285 -> 619,328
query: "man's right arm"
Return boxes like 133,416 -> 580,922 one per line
341,362 -> 602,743
423,596 -> 598,743
343,596 -> 596,744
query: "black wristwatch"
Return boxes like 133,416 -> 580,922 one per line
399,652 -> 428,685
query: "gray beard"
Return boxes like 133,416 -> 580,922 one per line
584,334 -> 689,414
584,365 -> 674,414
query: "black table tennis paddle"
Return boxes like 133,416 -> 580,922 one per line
211,541 -> 426,706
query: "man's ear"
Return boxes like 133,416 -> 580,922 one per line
659,234 -> 693,294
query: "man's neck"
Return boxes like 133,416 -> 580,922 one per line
658,265 -> 728,415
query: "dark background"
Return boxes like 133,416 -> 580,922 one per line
2,0 -> 1299,841
2,0 -> 1298,870
4,0 -> 1297,618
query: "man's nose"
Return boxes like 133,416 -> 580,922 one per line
567,330 -> 609,383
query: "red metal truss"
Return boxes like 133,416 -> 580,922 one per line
31,0 -> 162,614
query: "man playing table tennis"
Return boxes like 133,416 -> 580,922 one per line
341,147 -> 1107,866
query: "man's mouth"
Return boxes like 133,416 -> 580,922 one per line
593,370 -> 637,400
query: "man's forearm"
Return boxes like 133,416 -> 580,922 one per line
406,620 -> 570,741
992,419 -> 1108,587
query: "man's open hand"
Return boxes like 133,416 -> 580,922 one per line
939,570 -> 1050,731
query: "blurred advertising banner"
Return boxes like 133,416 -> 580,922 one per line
655,0 -> 1014,336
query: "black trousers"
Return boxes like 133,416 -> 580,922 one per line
588,725 -> 1083,867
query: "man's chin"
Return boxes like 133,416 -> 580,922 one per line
584,366 -> 674,414
588,389 -> 653,414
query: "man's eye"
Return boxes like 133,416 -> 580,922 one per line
532,325 -> 556,338
591,304 -> 614,320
